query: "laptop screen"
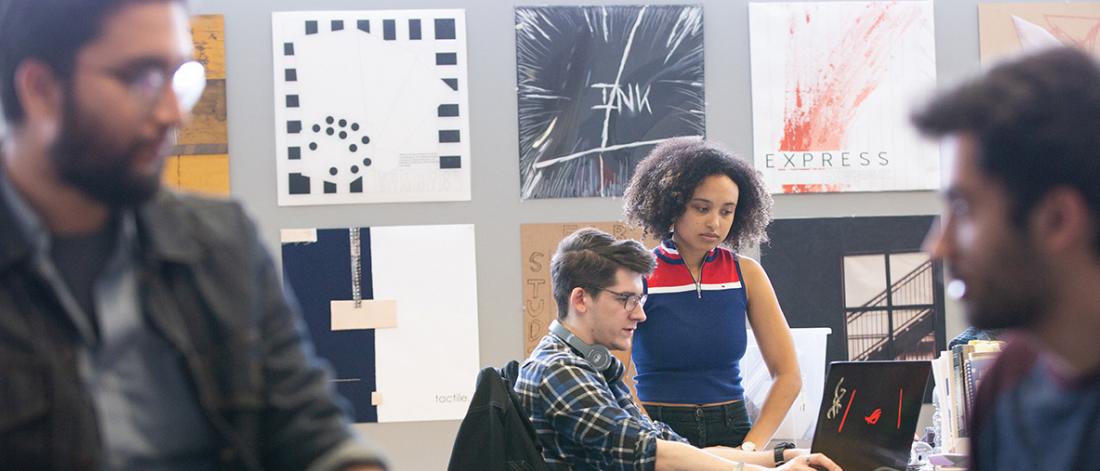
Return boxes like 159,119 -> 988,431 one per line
810,361 -> 931,471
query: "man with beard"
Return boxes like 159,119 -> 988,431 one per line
0,1 -> 385,469
913,47 -> 1100,471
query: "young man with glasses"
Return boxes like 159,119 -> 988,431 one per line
515,228 -> 840,470
0,1 -> 384,469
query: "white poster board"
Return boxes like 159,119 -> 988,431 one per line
272,10 -> 471,205
742,327 -> 832,443
749,1 -> 938,194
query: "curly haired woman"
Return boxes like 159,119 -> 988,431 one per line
623,137 -> 801,452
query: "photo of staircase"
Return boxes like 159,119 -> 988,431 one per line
760,215 -> 946,373
844,256 -> 938,361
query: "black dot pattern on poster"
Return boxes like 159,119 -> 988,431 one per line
329,167 -> 338,176
351,165 -> 360,173
363,158 -> 373,166
303,115 -> 371,165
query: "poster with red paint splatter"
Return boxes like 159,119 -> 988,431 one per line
749,1 -> 938,194
979,3 -> 1100,63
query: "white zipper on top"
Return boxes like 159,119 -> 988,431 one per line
685,259 -> 704,299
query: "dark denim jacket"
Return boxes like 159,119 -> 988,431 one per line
0,187 -> 384,470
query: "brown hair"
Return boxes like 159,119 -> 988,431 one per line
550,228 -> 656,320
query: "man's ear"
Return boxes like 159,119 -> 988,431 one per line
14,59 -> 65,128
569,287 -> 590,316
1029,187 -> 1093,255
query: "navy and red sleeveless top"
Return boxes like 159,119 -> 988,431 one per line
632,239 -> 749,404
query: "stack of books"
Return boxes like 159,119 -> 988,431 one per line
930,340 -> 1005,455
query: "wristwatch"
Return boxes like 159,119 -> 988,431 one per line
740,440 -> 757,452
773,442 -> 797,466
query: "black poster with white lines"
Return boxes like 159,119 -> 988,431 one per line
273,10 -> 470,205
515,5 -> 705,199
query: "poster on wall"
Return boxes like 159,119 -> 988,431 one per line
979,2 -> 1100,63
521,222 -> 658,393
281,224 -> 479,423
749,1 -> 938,194
272,10 -> 471,206
760,216 -> 946,375
162,14 -> 229,196
515,5 -> 705,199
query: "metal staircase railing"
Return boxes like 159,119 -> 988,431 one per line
846,260 -> 935,361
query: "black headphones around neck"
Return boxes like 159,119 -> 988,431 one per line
549,320 -> 613,371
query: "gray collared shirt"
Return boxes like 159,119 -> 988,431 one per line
0,171 -> 216,470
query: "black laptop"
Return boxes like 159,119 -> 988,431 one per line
810,361 -> 931,471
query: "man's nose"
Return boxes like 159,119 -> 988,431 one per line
923,217 -> 951,261
151,82 -> 186,127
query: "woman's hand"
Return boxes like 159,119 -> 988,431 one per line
781,448 -> 807,463
776,452 -> 841,470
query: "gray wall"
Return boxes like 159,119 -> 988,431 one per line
188,0 -> 1051,468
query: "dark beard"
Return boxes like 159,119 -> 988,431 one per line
49,90 -> 163,208
965,246 -> 1048,331
968,294 -> 1042,330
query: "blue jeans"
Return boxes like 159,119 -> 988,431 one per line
644,401 -> 752,448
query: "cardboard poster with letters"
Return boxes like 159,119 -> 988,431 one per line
521,222 -> 658,393
162,15 -> 229,196
979,2 -> 1100,63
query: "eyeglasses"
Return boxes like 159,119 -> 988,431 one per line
601,289 -> 647,312
81,60 -> 206,114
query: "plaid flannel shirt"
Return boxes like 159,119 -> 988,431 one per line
515,334 -> 687,470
